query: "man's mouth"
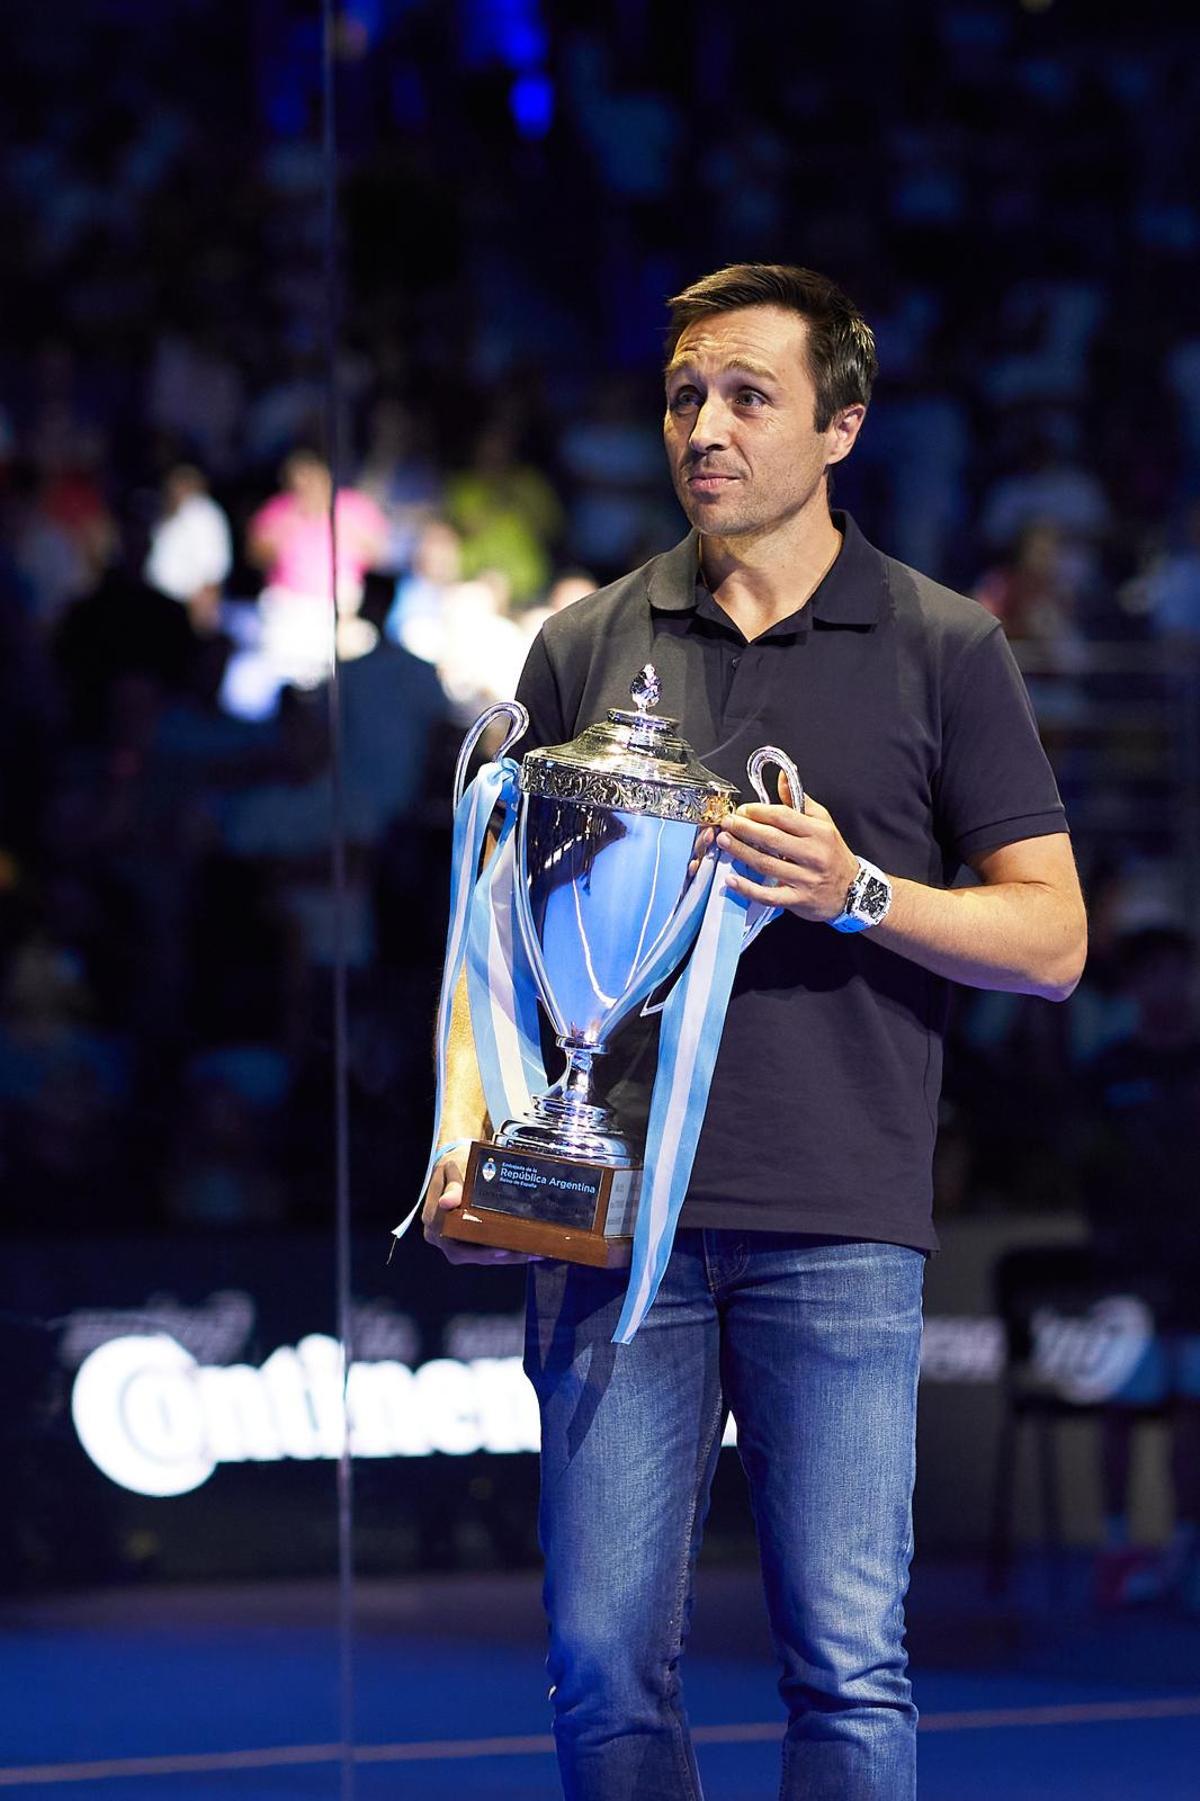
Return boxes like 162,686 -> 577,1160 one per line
686,470 -> 737,491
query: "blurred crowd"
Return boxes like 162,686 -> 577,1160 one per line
0,0 -> 1198,1241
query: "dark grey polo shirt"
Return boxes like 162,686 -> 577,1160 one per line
513,512 -> 1067,1250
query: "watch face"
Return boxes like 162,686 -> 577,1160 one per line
856,873 -> 891,924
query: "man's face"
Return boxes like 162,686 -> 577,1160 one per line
663,305 -> 862,538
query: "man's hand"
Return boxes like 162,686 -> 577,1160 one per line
421,1149 -> 541,1266
718,774 -> 857,924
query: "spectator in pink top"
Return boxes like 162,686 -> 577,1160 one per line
248,450 -> 387,603
246,451 -> 388,689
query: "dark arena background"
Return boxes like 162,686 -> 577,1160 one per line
2,2 -> 1199,1796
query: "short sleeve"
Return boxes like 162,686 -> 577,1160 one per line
514,629 -> 569,756
934,624 -> 1067,864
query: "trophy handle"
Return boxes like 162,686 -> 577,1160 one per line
452,700 -> 530,812
747,745 -> 805,815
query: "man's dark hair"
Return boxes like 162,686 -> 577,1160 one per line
665,263 -> 878,431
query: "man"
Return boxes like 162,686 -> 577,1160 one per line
423,264 -> 1087,1800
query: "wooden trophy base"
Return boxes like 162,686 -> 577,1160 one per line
441,1140 -> 639,1267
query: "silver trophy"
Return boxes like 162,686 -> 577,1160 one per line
442,666 -> 801,1266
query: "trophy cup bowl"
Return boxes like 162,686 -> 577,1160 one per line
442,665 -> 741,1266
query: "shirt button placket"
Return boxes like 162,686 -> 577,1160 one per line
724,645 -> 753,721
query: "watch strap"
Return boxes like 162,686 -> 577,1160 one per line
830,858 -> 892,933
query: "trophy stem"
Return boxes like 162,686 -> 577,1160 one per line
560,1042 -> 598,1105
494,1038 -> 636,1167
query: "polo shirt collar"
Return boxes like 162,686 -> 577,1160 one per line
646,510 -> 885,628
645,530 -> 704,612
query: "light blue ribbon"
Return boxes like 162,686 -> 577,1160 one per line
392,755 -> 534,1241
464,799 -> 547,1134
613,859 -> 770,1342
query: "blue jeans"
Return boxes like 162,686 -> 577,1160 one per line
524,1229 -> 925,1801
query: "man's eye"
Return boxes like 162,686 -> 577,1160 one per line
668,388 -> 700,410
736,389 -> 767,407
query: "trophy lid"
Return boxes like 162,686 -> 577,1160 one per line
520,665 -> 738,825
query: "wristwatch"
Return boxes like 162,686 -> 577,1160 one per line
830,858 -> 893,933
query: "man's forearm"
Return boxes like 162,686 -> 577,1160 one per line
871,869 -> 1086,1001
722,802 -> 1087,1004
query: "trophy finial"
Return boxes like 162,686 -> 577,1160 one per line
630,664 -> 661,714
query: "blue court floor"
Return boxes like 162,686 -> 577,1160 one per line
2,1558 -> 1198,1799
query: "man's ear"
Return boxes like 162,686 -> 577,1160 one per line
826,403 -> 868,468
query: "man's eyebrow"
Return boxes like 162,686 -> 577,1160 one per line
664,356 -> 780,384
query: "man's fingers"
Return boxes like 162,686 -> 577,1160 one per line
727,871 -> 787,905
443,1241 -> 539,1266
735,803 -> 813,836
421,1158 -> 465,1233
720,817 -> 818,868
435,1158 -> 464,1200
426,1210 -> 543,1266
725,841 -> 798,882
420,1155 -> 543,1264
430,1235 -> 539,1266
739,794 -> 830,827
773,772 -> 826,819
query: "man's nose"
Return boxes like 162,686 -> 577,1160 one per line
688,394 -> 732,452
